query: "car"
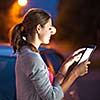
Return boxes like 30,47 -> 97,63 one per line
1,43 -> 100,100
0,43 -> 64,100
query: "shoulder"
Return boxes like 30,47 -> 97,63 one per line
17,46 -> 46,76
19,46 -> 44,65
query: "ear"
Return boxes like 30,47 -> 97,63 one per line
36,24 -> 41,34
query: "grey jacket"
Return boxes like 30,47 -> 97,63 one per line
15,46 -> 64,100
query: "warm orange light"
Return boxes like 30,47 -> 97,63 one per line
18,0 -> 28,6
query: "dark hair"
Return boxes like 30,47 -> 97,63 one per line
10,8 -> 51,53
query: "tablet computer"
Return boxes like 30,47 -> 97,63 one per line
64,44 -> 96,77
78,45 -> 96,64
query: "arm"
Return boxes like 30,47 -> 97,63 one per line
58,60 -> 90,93
61,69 -> 78,93
22,53 -> 64,100
56,53 -> 82,84
56,48 -> 85,84
30,61 -> 64,100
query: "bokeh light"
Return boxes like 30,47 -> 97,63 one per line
18,0 -> 28,6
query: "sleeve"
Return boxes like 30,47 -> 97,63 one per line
21,53 -> 64,100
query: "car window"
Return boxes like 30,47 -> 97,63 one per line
40,49 -> 64,73
46,52 -> 64,73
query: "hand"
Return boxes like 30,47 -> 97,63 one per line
73,60 -> 91,77
59,48 -> 86,78
64,48 -> 85,67
63,52 -> 82,70
72,48 -> 86,56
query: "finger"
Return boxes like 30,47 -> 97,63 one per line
85,60 -> 91,65
73,48 -> 86,56
85,68 -> 88,74
84,65 -> 88,73
85,65 -> 88,69
74,53 -> 82,62
87,61 -> 91,64
86,68 -> 88,72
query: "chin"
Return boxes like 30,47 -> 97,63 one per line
45,42 -> 50,44
44,40 -> 50,44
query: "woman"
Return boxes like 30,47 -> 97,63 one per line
10,8 -> 90,100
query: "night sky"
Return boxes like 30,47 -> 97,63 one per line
24,0 -> 58,20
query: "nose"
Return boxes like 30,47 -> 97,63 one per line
51,26 -> 56,35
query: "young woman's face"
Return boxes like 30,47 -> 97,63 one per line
38,18 -> 56,44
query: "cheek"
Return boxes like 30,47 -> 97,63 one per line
39,32 -> 47,39
42,30 -> 51,38
43,33 -> 50,40
41,33 -> 51,43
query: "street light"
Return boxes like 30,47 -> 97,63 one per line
18,0 -> 28,7
8,0 -> 28,27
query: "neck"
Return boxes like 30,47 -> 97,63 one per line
28,33 -> 41,49
31,41 -> 40,50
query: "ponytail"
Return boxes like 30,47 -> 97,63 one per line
10,23 -> 26,53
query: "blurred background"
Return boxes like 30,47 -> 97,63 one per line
0,0 -> 100,99
0,0 -> 100,45
0,0 -> 100,66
